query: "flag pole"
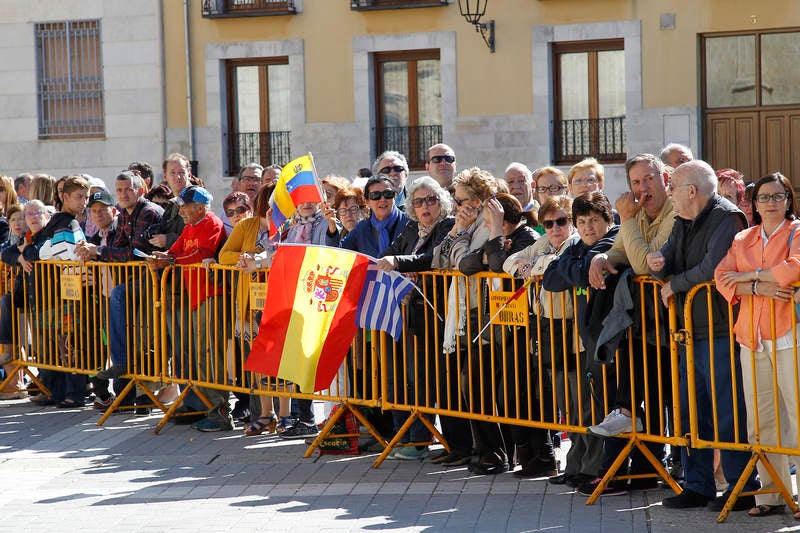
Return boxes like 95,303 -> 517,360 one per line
471,278 -> 533,343
307,152 -> 327,204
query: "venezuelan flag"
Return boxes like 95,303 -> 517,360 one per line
269,154 -> 323,238
245,245 -> 369,393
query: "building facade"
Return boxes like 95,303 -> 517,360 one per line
0,1 -> 797,204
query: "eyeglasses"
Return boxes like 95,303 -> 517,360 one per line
366,189 -> 397,201
25,211 -> 45,218
452,196 -> 474,207
429,155 -> 455,164
378,165 -> 405,174
756,192 -> 789,203
411,195 -> 439,208
572,177 -> 598,186
542,216 -> 570,229
536,185 -> 566,194
668,183 -> 693,192
225,205 -> 250,217
336,206 -> 362,216
240,175 -> 261,183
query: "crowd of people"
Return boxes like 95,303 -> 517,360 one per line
1,141 -> 799,520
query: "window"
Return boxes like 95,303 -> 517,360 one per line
351,0 -> 448,11
225,58 -> 291,175
703,29 -> 800,108
35,20 -> 104,140
202,0 -> 296,17
373,50 -> 441,170
552,39 -> 625,164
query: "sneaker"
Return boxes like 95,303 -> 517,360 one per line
394,447 -> 429,461
588,408 -> 643,437
279,422 -> 319,440
192,416 -> 234,432
706,491 -> 755,512
93,396 -> 115,410
662,488 -> 711,509
230,403 -> 251,423
577,478 -> 628,497
95,365 -> 127,380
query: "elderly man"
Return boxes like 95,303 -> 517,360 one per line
14,173 -> 31,203
659,143 -> 693,169
504,162 -> 538,211
425,143 -> 457,189
582,154 -> 676,494
372,150 -> 410,210
647,160 -> 759,511
148,185 -> 230,432
219,163 -> 262,235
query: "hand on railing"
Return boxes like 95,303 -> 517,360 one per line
146,251 -> 171,270
75,241 -> 99,262
588,253 -> 617,290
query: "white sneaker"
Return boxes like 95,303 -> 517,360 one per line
588,409 -> 643,437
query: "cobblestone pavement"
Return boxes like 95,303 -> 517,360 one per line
0,397 -> 796,532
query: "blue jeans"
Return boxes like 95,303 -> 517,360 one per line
108,278 -> 152,368
680,337 -> 760,497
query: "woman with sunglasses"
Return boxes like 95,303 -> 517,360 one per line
715,172 -> 800,518
504,195 -> 578,477
335,175 -> 409,257
220,192 -> 253,237
375,176 -> 461,461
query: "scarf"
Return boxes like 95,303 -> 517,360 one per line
287,212 -> 319,244
412,213 -> 444,254
371,207 -> 401,254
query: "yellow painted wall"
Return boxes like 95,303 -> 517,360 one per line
164,0 -> 800,129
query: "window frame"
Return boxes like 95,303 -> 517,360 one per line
224,56 -> 291,175
373,48 -> 442,170
34,19 -> 105,140
551,38 -> 626,165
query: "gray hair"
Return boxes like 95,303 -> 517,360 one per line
404,176 -> 453,221
676,159 -> 717,196
625,154 -> 665,187
237,162 -> 264,180
24,199 -> 48,215
372,151 -> 409,176
504,162 -> 532,181
116,170 -> 144,191
659,143 -> 693,164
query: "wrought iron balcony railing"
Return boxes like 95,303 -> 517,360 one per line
227,131 -> 291,176
375,124 -> 442,170
202,0 -> 296,18
554,116 -> 627,164
351,0 -> 448,11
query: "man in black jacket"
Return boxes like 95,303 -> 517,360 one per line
648,160 -> 759,511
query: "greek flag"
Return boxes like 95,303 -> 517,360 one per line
356,261 -> 416,340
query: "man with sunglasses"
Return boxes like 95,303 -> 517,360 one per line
425,144 -> 457,189
372,151 -> 410,211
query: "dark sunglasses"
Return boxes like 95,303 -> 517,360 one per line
429,155 -> 455,164
452,196 -> 473,207
378,165 -> 405,174
225,205 -> 250,217
542,216 -> 570,229
366,189 -> 397,201
411,195 -> 439,208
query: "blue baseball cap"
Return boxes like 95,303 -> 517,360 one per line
177,185 -> 213,206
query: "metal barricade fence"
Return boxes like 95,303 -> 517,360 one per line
682,281 -> 800,521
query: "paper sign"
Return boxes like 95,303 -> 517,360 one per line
488,291 -> 528,326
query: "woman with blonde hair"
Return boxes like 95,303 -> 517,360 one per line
0,176 -> 19,218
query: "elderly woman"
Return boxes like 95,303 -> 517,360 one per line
221,192 -> 252,237
716,168 -> 746,207
504,195 -> 578,477
458,192 -> 540,474
376,176 -> 456,460
715,172 -> 800,518
332,186 -> 368,237
542,192 -> 618,491
430,167 -> 497,466
0,203 -> 26,399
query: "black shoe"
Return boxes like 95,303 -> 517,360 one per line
577,478 -> 629,497
426,449 -> 449,464
439,451 -> 472,467
467,452 -> 509,475
707,491 -> 756,512
549,473 -> 574,485
662,489 -> 711,509
96,365 -> 127,380
279,422 -> 319,440
566,473 -> 595,488
231,404 -> 251,423
514,459 -> 558,478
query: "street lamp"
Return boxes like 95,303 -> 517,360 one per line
458,0 -> 495,53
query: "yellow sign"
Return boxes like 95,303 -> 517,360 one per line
61,274 -> 82,301
489,291 -> 528,326
249,282 -> 267,311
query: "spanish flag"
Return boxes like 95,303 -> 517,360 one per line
245,245 -> 369,393
268,154 -> 323,238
